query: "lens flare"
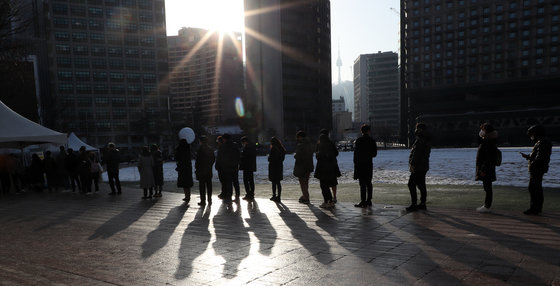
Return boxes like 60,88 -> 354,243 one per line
235,97 -> 245,117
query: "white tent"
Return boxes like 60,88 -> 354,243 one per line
67,132 -> 98,151
0,101 -> 67,148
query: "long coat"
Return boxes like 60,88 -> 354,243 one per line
293,138 -> 314,178
195,144 -> 215,181
314,136 -> 339,187
475,138 -> 497,182
409,132 -> 431,174
268,146 -> 285,182
152,150 -> 164,186
138,154 -> 155,188
239,144 -> 257,172
353,133 -> 377,180
175,144 -> 193,188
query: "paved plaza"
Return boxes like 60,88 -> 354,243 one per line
1,185 -> 559,285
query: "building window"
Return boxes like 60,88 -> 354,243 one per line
53,18 -> 69,27
56,44 -> 71,54
89,20 -> 104,30
90,33 -> 104,43
55,31 -> 70,41
91,46 -> 105,56
93,72 -> 107,81
58,71 -> 73,81
72,32 -> 88,42
53,4 -> 68,15
88,7 -> 103,17
73,45 -> 88,55
70,5 -> 86,16
108,47 -> 122,57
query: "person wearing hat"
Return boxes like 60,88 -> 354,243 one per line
475,123 -> 498,213
406,123 -> 431,212
520,125 -> 552,215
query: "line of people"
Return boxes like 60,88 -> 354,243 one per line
0,146 -> 104,194
173,122 -> 552,216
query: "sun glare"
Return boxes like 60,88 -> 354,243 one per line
166,0 -> 244,35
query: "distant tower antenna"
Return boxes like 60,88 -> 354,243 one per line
336,39 -> 343,85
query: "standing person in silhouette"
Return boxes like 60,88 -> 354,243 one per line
294,131 -> 314,204
43,151 -> 57,192
239,136 -> 257,201
215,136 -> 224,199
29,153 -> 45,192
65,148 -> 81,192
406,123 -> 431,212
268,137 -> 286,203
353,124 -> 378,208
216,134 -> 239,204
195,136 -> 215,206
104,143 -> 121,195
521,125 -> 552,215
89,152 -> 102,192
176,139 -> 193,203
151,144 -> 164,198
315,133 -> 339,209
78,146 -> 92,193
138,146 -> 155,199
475,123 -> 498,213
55,146 -> 69,190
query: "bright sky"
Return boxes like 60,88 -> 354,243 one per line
165,0 -> 400,83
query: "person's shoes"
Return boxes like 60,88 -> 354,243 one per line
208,200 -> 212,205
332,197 -> 337,203
182,197 -> 190,203
366,200 -> 373,207
275,197 -> 281,203
405,204 -> 418,212
234,196 -> 240,203
270,196 -> 277,201
117,191 -> 122,195
198,201 -> 206,206
523,209 -> 541,215
319,202 -> 330,209
108,192 -> 116,195
242,195 -> 250,200
327,201 -> 335,208
217,193 -> 224,199
417,203 -> 427,210
299,198 -> 310,204
354,201 -> 365,208
476,205 -> 491,213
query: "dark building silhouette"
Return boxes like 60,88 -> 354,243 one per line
26,0 -> 170,149
244,0 -> 332,141
401,0 -> 560,146
167,28 -> 244,131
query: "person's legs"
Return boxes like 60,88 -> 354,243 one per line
92,172 -> 99,191
108,172 -> 117,194
320,181 -> 333,203
183,187 -> 191,202
233,171 -> 240,199
407,173 -> 418,205
205,179 -> 212,204
298,173 -> 310,201
417,171 -> 427,206
528,172 -> 544,213
277,182 -> 282,201
483,179 -> 493,208
199,180 -> 206,204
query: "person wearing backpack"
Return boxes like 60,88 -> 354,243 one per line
475,123 -> 498,213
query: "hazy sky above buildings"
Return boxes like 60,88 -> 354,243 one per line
165,0 -> 400,83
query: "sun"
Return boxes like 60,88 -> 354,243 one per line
166,0 -> 244,35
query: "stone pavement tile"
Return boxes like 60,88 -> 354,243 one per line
415,269 -> 471,286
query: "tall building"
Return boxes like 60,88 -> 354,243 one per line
168,28 -> 244,131
32,0 -> 170,150
244,0 -> 332,141
353,52 -> 400,140
331,96 -> 351,141
401,0 -> 560,146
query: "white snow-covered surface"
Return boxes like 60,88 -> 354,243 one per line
105,147 -> 560,188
